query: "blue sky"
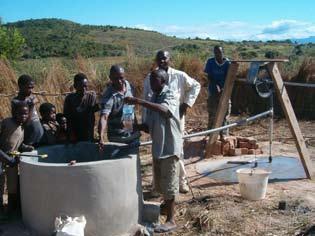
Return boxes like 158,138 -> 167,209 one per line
1,0 -> 315,41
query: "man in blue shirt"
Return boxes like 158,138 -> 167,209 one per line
204,46 -> 231,136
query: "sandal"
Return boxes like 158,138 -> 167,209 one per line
154,222 -> 177,233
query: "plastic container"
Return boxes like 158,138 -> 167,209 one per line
122,104 -> 134,133
236,168 -> 271,200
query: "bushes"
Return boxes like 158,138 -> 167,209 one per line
265,50 -> 280,59
0,26 -> 25,60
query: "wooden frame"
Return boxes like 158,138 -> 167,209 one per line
205,61 -> 314,180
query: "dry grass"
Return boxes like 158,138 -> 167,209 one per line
0,59 -> 18,118
292,58 -> 315,83
0,55 -> 314,120
173,189 -> 315,236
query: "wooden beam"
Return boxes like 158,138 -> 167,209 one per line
268,62 -> 314,179
205,62 -> 239,158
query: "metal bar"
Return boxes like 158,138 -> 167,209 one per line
269,93 -> 274,163
279,81 -> 315,88
236,78 -> 315,88
231,59 -> 289,62
139,109 -> 273,147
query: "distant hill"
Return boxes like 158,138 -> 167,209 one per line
5,18 -> 315,60
292,36 -> 315,44
5,18 -> 188,58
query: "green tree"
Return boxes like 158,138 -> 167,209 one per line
0,26 -> 25,59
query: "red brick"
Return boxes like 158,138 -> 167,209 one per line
228,148 -> 236,156
236,136 -> 249,143
234,148 -> 242,156
238,141 -> 249,149
241,148 -> 249,155
222,141 -> 230,156
211,140 -> 222,155
225,136 -> 237,148
248,138 -> 257,145
254,149 -> 263,155
248,149 -> 255,155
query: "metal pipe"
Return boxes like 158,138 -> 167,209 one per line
139,109 -> 273,147
236,78 -> 315,88
269,92 -> 274,163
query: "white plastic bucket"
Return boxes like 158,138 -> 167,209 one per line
236,168 -> 271,200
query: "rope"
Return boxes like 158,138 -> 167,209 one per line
0,90 -> 100,97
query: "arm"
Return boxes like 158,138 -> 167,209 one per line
0,149 -> 18,167
135,123 -> 149,133
142,75 -> 152,123
98,113 -> 109,146
182,72 -> 201,108
19,143 -> 34,152
125,97 -> 169,117
63,96 -> 70,118
179,72 -> 201,117
90,91 -> 100,113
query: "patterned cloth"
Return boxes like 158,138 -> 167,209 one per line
153,156 -> 179,199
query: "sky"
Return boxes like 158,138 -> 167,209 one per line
1,0 -> 315,41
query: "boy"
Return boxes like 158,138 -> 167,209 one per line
39,102 -> 59,146
0,101 -> 33,214
11,74 -> 44,146
98,65 -> 140,149
56,113 -> 70,144
64,73 -> 99,142
125,69 -> 181,233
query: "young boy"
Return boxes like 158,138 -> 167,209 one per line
0,101 -> 34,214
39,102 -> 59,146
124,69 -> 182,233
11,74 -> 44,146
56,113 -> 70,144
64,73 -> 99,142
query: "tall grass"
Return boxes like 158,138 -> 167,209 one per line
0,54 -> 314,120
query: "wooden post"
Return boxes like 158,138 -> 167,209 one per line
268,62 -> 314,179
205,62 -> 239,158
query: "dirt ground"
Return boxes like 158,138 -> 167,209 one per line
140,115 -> 315,236
0,115 -> 315,236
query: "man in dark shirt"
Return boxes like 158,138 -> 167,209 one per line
64,73 -> 99,142
204,45 -> 231,136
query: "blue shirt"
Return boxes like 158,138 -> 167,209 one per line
204,58 -> 230,96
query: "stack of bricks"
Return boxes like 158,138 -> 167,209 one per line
211,136 -> 263,156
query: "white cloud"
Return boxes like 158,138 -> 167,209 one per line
135,20 -> 315,41
134,24 -> 154,31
